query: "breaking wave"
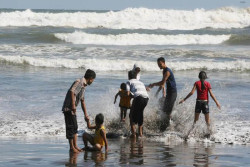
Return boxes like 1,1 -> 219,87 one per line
1,55 -> 249,71
54,32 -> 231,45
1,7 -> 250,30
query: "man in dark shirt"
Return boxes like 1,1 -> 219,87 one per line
149,57 -> 177,131
62,69 -> 96,153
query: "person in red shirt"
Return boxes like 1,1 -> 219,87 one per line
179,71 -> 221,138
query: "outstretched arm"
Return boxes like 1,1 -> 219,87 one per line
85,118 -> 96,129
114,92 -> 120,104
100,129 -> 108,152
149,71 -> 170,88
81,98 -> 89,120
208,89 -> 221,109
179,85 -> 196,104
155,85 -> 164,97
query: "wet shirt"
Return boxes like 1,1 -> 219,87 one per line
62,78 -> 87,112
195,80 -> 211,101
126,79 -> 149,98
163,67 -> 177,94
119,90 -> 131,108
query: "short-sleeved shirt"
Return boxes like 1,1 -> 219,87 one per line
62,78 -> 87,112
163,67 -> 177,94
195,80 -> 211,101
126,79 -> 149,98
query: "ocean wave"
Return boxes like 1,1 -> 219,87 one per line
1,55 -> 250,71
226,34 -> 250,45
55,32 -> 231,45
0,7 -> 250,30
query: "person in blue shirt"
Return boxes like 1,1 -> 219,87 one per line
148,57 -> 177,131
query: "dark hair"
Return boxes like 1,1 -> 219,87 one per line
157,57 -> 165,63
128,70 -> 137,80
84,69 -> 96,79
199,71 -> 207,90
95,113 -> 104,125
120,83 -> 126,90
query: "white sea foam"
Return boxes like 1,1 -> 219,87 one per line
54,32 -> 231,45
1,54 -> 249,71
0,7 -> 250,30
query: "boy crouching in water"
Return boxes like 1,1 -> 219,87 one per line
82,113 -> 108,152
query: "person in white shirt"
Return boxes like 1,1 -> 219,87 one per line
126,70 -> 149,138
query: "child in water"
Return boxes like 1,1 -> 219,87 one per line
114,83 -> 131,122
82,113 -> 108,151
179,71 -> 221,138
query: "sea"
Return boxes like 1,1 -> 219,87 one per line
0,7 -> 250,166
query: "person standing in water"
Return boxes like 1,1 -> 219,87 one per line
114,83 -> 132,122
127,70 -> 149,138
132,63 -> 141,80
179,71 -> 221,138
148,57 -> 177,131
62,69 -> 96,153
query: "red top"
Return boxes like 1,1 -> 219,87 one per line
195,80 -> 211,100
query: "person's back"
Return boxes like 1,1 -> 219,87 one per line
126,79 -> 148,98
163,67 -> 177,94
94,125 -> 106,146
195,80 -> 211,101
119,89 -> 131,109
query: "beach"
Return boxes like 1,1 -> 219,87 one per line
0,7 -> 250,166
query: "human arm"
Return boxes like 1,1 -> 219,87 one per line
70,91 -> 76,113
114,91 -> 120,104
100,129 -> 108,152
85,117 -> 96,129
179,84 -> 196,104
208,89 -> 221,109
155,85 -> 165,97
81,98 -> 89,120
149,71 -> 170,88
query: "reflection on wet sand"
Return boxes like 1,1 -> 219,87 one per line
65,152 -> 79,167
84,150 -> 107,165
119,138 -> 144,165
64,138 -> 215,166
193,145 -> 213,167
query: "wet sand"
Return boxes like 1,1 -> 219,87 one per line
0,136 -> 250,167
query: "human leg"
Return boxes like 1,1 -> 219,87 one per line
129,99 -> 137,138
82,132 -> 94,149
120,107 -> 123,121
137,97 -> 149,137
123,108 -> 127,120
64,111 -> 79,152
161,92 -> 177,131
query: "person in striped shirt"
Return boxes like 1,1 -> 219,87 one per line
62,69 -> 96,153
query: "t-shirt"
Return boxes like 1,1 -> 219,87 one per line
195,80 -> 211,101
126,79 -> 149,98
163,67 -> 177,94
62,78 -> 86,112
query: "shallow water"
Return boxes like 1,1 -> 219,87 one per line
0,137 -> 250,167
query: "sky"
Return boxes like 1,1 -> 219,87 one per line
0,0 -> 249,10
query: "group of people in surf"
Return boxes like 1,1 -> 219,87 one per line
62,57 -> 221,152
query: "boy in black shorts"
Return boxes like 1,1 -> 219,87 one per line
62,69 -> 96,152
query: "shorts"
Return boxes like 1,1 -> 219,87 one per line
130,96 -> 149,126
119,104 -> 130,109
64,111 -> 78,139
163,91 -> 177,116
195,100 -> 209,114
